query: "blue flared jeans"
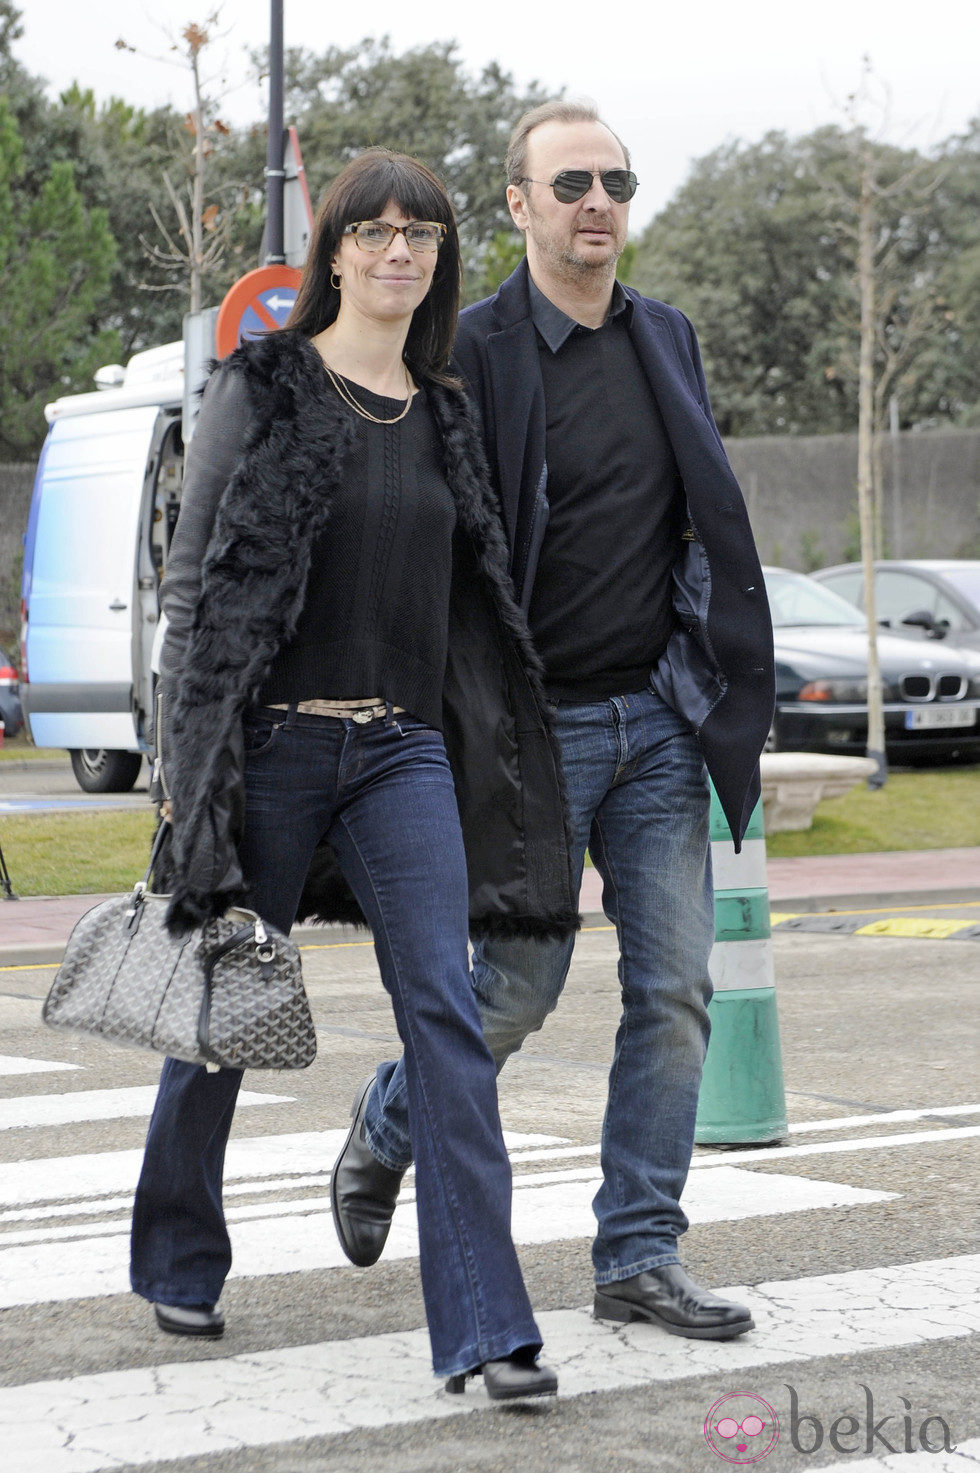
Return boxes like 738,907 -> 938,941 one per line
130,706 -> 542,1377
365,688 -> 714,1283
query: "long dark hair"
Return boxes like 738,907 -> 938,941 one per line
286,149 -> 462,385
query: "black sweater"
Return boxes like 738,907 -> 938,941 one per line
257,379 -> 457,729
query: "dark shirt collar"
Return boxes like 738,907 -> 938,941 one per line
528,273 -> 632,353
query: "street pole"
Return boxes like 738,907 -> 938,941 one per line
264,0 -> 285,266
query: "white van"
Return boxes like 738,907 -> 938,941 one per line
20,343 -> 186,791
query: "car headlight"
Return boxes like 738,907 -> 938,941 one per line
799,679 -> 868,702
798,679 -> 898,702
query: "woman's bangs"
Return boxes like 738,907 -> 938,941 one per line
343,160 -> 450,228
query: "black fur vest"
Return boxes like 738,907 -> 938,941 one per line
161,330 -> 578,941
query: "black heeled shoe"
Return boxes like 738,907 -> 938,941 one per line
446,1351 -> 558,1402
153,1302 -> 225,1338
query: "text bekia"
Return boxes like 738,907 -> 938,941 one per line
787,1384 -> 955,1455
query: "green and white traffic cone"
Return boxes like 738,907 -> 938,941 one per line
695,785 -> 788,1145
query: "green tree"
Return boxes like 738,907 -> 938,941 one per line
259,37 -> 549,299
916,115 -> 980,426
631,125 -> 975,439
0,99 -> 119,457
47,86 -> 191,353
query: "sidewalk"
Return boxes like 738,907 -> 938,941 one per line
2,847 -> 979,968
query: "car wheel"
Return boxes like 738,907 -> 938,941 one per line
69,749 -> 143,793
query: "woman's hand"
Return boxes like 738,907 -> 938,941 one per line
160,800 -> 173,822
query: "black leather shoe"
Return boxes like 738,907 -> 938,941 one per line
153,1302 -> 225,1338
446,1351 -> 558,1402
331,1076 -> 407,1268
593,1264 -> 754,1340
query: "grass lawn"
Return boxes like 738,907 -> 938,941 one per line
0,731 -> 64,762
764,766 -> 980,857
1,768 -> 978,897
0,810 -> 155,896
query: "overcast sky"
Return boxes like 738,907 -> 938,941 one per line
14,0 -> 979,231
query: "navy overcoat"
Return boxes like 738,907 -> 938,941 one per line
453,259 -> 775,847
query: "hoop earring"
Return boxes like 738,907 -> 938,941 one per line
330,271 -> 342,291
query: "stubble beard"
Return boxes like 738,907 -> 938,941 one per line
527,204 -> 622,289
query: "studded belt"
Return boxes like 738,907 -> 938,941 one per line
267,699 -> 405,725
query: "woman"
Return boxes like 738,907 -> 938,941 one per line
129,149 -> 577,1398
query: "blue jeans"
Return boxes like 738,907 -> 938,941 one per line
366,688 -> 713,1283
131,707 -> 541,1378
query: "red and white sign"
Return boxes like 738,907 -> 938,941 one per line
214,265 -> 302,358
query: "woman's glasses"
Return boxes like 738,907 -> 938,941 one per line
518,169 -> 639,204
342,220 -> 447,253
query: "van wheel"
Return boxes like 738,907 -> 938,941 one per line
69,749 -> 143,793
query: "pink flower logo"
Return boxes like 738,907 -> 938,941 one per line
704,1392 -> 779,1463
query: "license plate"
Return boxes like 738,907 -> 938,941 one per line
904,705 -> 977,730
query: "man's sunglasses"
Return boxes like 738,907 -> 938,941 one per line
518,169 -> 638,204
342,219 -> 447,253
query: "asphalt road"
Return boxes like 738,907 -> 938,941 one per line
0,758 -> 149,811
0,921 -> 977,1473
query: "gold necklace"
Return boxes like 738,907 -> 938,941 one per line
321,360 -> 414,425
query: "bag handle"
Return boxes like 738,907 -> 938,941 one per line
138,821 -> 172,893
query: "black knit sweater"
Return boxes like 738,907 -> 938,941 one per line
257,380 -> 457,729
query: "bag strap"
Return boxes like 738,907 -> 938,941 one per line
139,821 -> 172,892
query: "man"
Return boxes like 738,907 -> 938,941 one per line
331,101 -> 774,1339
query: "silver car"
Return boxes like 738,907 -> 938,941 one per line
811,560 -> 980,652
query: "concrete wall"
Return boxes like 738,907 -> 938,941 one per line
1,424 -> 978,642
729,428 -> 980,570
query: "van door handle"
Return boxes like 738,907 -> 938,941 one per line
109,599 -> 128,611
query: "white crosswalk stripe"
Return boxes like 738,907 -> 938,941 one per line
1,1070 -> 977,1470
0,1054 -> 80,1076
0,1162 -> 895,1308
0,1086 -> 292,1132
823,1442 -> 980,1472
3,1256 -> 978,1473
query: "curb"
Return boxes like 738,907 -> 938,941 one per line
0,921 -> 375,972
0,759 -> 72,773
768,887 -> 980,912
2,897 -> 978,971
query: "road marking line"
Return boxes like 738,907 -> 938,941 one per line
1,1112 -> 972,1219
0,1086 -> 293,1132
816,1438 -> 979,1471
3,1256 -> 977,1473
689,1124 -> 980,1170
0,1174 -> 348,1226
786,1104 -> 980,1133
0,1054 -> 80,1076
855,916 -> 979,939
0,1167 -> 893,1249
0,1129 -> 564,1212
0,1168 -> 893,1307
508,1122 -> 980,1171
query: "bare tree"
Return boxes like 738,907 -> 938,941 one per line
116,14 -> 234,312
824,60 -> 944,787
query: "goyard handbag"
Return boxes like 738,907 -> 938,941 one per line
42,824 -> 317,1070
